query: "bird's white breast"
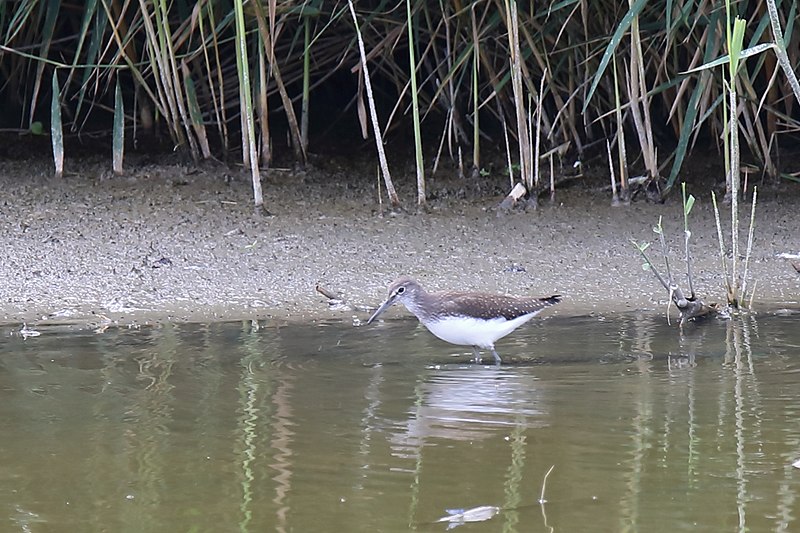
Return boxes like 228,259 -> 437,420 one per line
421,313 -> 538,349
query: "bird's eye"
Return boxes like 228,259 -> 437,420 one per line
397,287 -> 405,294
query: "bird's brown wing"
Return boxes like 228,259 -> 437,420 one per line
435,292 -> 561,320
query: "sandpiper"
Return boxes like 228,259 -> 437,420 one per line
367,276 -> 561,364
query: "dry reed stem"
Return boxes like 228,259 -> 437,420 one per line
348,0 -> 399,207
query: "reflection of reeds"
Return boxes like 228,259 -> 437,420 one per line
615,314 -> 771,531
2,1 -> 799,204
128,327 -> 177,531
236,320 -> 267,532
619,368 -> 651,531
725,317 -> 764,532
236,360 -> 258,532
502,420 -> 526,532
270,373 -> 295,533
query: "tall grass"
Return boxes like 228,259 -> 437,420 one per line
233,0 -> 262,207
406,0 -> 426,206
0,1 -> 798,205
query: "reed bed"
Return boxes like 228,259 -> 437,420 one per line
1,0 -> 798,205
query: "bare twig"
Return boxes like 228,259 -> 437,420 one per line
607,139 -> 618,204
711,192 -> 733,304
740,187 -> 758,302
315,283 -> 341,301
681,183 -> 696,298
633,217 -> 718,326
654,217 -> 674,287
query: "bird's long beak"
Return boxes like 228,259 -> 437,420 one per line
367,295 -> 397,324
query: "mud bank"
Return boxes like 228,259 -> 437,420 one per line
1,155 -> 798,329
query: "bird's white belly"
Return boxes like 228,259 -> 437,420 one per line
422,314 -> 537,349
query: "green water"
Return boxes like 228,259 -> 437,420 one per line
1,312 -> 799,532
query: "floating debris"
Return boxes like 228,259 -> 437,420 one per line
436,505 -> 500,529
48,307 -> 79,318
19,323 -> 41,339
792,458 -> 800,469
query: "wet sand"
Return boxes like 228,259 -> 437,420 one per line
1,155 -> 798,328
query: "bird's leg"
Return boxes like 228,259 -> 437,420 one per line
472,348 -> 482,364
491,348 -> 502,365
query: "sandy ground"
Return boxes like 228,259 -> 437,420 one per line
1,154 -> 798,329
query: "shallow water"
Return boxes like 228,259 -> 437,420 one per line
1,312 -> 799,532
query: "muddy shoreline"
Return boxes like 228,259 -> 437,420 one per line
1,156 -> 798,329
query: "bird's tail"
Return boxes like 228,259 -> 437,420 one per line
540,295 -> 562,306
